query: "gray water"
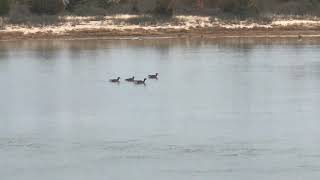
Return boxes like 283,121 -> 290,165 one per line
1,38 -> 320,180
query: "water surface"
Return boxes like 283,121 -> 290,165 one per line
1,38 -> 320,180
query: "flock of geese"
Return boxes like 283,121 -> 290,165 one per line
109,73 -> 158,85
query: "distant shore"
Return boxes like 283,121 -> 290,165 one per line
1,15 -> 320,40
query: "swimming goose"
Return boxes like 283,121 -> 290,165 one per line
135,78 -> 147,84
110,77 -> 120,83
148,73 -> 158,79
125,76 -> 135,82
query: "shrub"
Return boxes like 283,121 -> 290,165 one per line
72,5 -> 106,16
101,0 -> 121,8
274,0 -> 320,15
30,0 -> 65,14
217,0 -> 259,16
154,0 -> 175,16
8,3 -> 31,24
0,17 -> 5,29
0,0 -> 9,15
8,3 -> 64,26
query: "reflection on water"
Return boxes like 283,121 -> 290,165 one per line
1,38 -> 320,180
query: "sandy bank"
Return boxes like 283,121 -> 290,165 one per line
1,15 -> 320,40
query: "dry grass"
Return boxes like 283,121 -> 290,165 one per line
210,13 -> 273,25
9,14 -> 65,27
112,15 -> 180,26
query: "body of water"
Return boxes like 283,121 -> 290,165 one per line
1,38 -> 320,180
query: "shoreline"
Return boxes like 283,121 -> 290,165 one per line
1,29 -> 320,41
1,15 -> 320,41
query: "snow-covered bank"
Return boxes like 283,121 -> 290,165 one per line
1,15 -> 320,40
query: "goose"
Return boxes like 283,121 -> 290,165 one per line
110,77 -> 120,83
148,73 -> 158,79
125,76 -> 135,82
135,78 -> 147,84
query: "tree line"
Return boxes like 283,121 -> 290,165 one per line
1,0 -> 320,16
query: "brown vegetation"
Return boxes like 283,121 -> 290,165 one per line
1,0 -> 320,17
0,0 -> 319,32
